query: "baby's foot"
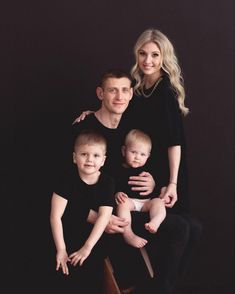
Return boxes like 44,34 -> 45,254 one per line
123,231 -> 148,248
145,222 -> 160,234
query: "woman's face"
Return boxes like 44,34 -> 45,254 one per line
137,42 -> 163,79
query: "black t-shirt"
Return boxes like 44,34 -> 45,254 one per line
54,166 -> 115,251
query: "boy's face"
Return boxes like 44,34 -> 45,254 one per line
122,142 -> 151,168
97,77 -> 133,115
73,144 -> 106,175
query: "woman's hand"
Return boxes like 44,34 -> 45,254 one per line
128,171 -> 155,196
72,110 -> 94,124
161,183 -> 178,208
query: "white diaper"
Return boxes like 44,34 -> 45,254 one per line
131,198 -> 150,212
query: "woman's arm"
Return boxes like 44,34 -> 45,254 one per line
72,110 -> 94,124
69,206 -> 113,266
161,145 -> 181,207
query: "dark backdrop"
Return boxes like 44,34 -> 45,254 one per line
2,0 -> 234,293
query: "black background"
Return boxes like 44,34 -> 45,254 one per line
2,0 -> 234,293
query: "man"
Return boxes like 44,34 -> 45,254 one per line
71,69 -> 201,294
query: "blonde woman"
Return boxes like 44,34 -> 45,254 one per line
127,28 -> 189,214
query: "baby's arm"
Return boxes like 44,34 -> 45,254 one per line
50,193 -> 70,275
69,206 -> 113,266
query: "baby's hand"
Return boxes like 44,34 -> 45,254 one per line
115,192 -> 128,204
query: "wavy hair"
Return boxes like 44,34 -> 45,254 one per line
130,28 -> 189,116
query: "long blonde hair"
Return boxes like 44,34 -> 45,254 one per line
130,28 -> 189,116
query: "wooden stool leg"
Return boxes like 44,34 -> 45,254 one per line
103,257 -> 121,294
103,257 -> 136,294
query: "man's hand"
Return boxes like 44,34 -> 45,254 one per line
128,171 -> 155,196
105,214 -> 129,234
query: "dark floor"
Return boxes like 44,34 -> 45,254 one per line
174,286 -> 234,294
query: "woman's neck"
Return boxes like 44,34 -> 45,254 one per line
144,72 -> 163,89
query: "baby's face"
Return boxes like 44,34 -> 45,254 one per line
124,142 -> 150,168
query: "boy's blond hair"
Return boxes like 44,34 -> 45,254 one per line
74,129 -> 107,153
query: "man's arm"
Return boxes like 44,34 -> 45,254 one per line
128,171 -> 156,196
87,209 -> 129,234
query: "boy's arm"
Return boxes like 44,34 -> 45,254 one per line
70,206 -> 113,266
50,193 -> 70,274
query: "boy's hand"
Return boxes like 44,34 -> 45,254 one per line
56,249 -> 70,275
69,244 -> 92,266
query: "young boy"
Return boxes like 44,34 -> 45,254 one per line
50,129 -> 115,292
115,129 -> 166,248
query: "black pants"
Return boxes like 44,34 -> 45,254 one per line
108,213 -> 202,294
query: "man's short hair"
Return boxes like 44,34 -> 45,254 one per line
100,69 -> 132,88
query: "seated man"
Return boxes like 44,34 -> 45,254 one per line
71,69 -> 202,293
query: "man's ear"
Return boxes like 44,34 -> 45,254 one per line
121,145 -> 126,157
129,87 -> 133,100
96,87 -> 103,101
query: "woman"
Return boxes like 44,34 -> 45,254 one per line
126,28 -> 189,214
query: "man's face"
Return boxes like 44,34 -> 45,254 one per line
97,77 -> 133,115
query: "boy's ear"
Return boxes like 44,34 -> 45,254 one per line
121,145 -> 126,157
96,87 -> 103,101
72,152 -> 76,164
101,155 -> 106,166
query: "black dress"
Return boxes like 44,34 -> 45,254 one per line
125,74 -> 189,213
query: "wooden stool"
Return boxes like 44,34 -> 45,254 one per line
103,257 -> 136,294
103,248 -> 154,293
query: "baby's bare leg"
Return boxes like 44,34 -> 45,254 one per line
142,198 -> 166,233
117,199 -> 148,248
